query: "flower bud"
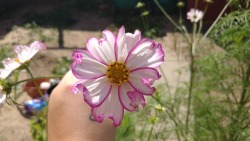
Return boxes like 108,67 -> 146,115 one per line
150,117 -> 159,124
204,0 -> 213,4
136,2 -> 145,8
155,104 -> 166,112
177,1 -> 185,8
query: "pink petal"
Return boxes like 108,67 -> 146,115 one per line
126,41 -> 164,70
72,77 -> 112,107
71,50 -> 107,79
0,58 -> 21,79
127,91 -> 146,109
103,30 -> 115,48
92,86 -> 124,127
86,36 -> 115,65
15,41 -> 46,63
71,79 -> 88,94
118,82 -> 135,111
128,68 -> 161,95
0,69 -> 11,79
116,26 -> 141,62
29,41 -> 46,57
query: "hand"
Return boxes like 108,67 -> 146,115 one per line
47,71 -> 115,141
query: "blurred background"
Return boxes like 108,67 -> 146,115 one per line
0,0 -> 232,141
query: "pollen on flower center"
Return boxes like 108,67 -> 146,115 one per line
106,62 -> 129,86
14,58 -> 19,63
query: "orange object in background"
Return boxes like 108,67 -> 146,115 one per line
23,78 -> 49,99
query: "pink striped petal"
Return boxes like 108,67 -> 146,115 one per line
15,41 -> 46,63
72,77 -> 112,107
128,68 -> 161,95
86,36 -> 115,65
71,50 -> 107,79
127,91 -> 146,110
118,82 -> 135,111
116,26 -> 141,62
0,58 -> 21,79
126,41 -> 164,70
92,86 -> 124,127
71,79 -> 88,94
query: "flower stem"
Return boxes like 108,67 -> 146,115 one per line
147,111 -> 158,141
25,67 -> 45,98
199,0 -> 232,44
12,76 -> 62,86
153,0 -> 180,30
185,44 -> 195,139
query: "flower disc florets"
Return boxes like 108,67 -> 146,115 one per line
71,26 -> 165,127
106,62 -> 129,86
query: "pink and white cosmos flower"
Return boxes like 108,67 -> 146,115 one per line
71,26 -> 164,127
0,41 -> 46,79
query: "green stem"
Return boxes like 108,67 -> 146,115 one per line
13,72 -> 20,100
147,111 -> 158,141
185,44 -> 195,139
199,0 -> 233,44
12,76 -> 62,86
25,67 -> 45,98
239,64 -> 250,105
153,0 -> 180,30
159,66 -> 172,100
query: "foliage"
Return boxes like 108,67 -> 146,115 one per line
30,109 -> 47,141
210,9 -> 250,63
52,57 -> 71,76
229,0 -> 250,9
193,52 -> 250,141
0,46 -> 12,68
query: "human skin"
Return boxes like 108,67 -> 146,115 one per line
47,71 -> 116,141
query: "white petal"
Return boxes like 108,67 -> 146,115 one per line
92,86 -> 124,127
0,94 -> 6,104
0,58 -> 21,79
127,91 -> 146,110
0,69 -> 12,79
116,26 -> 141,62
83,77 -> 112,107
126,40 -> 164,70
15,41 -> 46,63
118,82 -> 135,111
86,36 -> 115,65
71,50 -> 107,79
72,77 -> 112,107
128,68 -> 160,95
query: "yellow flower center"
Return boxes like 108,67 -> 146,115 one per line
106,62 -> 130,86
14,58 -> 20,63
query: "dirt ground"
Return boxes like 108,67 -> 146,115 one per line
0,9 -> 220,140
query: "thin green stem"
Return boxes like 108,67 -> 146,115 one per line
25,67 -> 45,98
153,0 -> 180,30
13,71 -> 20,100
199,0 -> 233,44
185,44 -> 195,139
159,66 -> 172,100
240,64 -> 250,105
147,111 -> 158,141
11,76 -> 62,86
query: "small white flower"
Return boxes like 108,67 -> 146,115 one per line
0,41 -> 46,79
187,9 -> 204,23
